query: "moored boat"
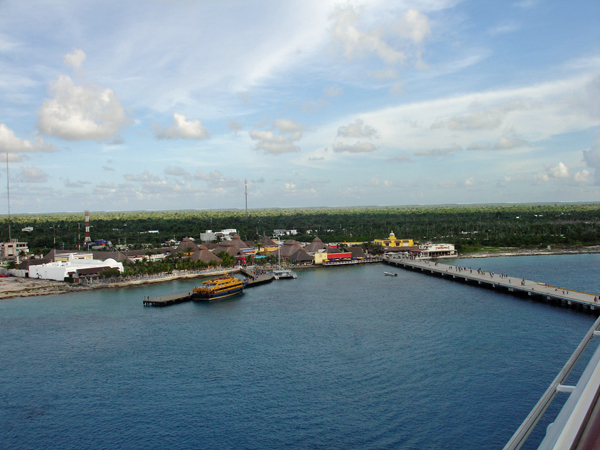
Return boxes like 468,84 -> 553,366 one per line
191,276 -> 247,301
384,272 -> 398,277
271,269 -> 297,280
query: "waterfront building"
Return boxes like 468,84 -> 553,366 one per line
287,248 -> 314,265
411,243 -> 457,259
314,247 -> 353,264
1,240 -> 29,259
304,237 -> 327,255
256,237 -> 278,254
28,253 -> 124,282
373,232 -> 414,248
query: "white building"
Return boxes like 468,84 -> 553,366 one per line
29,254 -> 124,281
416,243 -> 457,259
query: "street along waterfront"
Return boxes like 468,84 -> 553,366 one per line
0,254 -> 598,449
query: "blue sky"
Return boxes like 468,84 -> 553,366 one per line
0,0 -> 599,214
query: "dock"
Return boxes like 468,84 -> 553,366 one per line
143,290 -> 194,307
143,270 -> 274,306
239,269 -> 275,288
383,256 -> 599,311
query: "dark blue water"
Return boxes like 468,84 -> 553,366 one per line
1,254 -> 599,450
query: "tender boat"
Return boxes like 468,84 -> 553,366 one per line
271,269 -> 298,280
191,276 -> 246,301
384,272 -> 398,277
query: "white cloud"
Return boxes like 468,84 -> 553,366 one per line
249,119 -> 305,155
332,142 -> 377,153
368,69 -> 398,80
488,21 -> 521,35
19,166 -> 48,183
0,124 -> 55,153
535,162 -> 572,183
249,130 -> 300,154
64,49 -> 86,69
415,144 -> 462,156
493,129 -> 530,150
228,120 -> 242,133
164,166 -> 191,178
273,118 -> 304,133
324,86 -> 343,98
154,113 -> 210,140
395,9 -> 431,45
330,5 -> 405,65
388,153 -> 413,163
434,110 -> 503,131
37,75 -> 130,141
574,169 -> 590,183
337,118 -> 377,138
582,137 -> 600,184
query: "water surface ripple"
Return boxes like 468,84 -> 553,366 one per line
1,254 -> 599,449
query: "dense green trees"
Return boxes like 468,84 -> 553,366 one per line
1,203 -> 598,252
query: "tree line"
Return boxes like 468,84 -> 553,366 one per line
1,203 -> 598,255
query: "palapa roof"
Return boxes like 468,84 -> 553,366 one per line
190,245 -> 223,264
259,237 -> 277,247
229,235 -> 249,251
288,248 -> 314,263
211,240 -> 241,256
280,240 -> 303,258
175,237 -> 200,254
304,236 -> 327,253
348,247 -> 365,258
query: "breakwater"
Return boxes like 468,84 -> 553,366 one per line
384,256 -> 599,311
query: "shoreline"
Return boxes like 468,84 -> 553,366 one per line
457,246 -> 600,259
2,247 -> 599,300
0,268 -> 238,301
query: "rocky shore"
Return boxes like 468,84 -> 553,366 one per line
0,268 -> 238,300
459,245 -> 600,259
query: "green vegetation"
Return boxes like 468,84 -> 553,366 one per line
2,203 -> 599,254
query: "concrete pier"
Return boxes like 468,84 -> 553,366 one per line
383,256 -> 599,311
143,291 -> 193,306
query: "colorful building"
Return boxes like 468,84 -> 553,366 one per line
373,232 -> 414,248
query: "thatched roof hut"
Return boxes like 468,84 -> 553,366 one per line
175,237 -> 200,255
211,240 -> 241,256
288,249 -> 314,265
280,240 -> 303,258
304,237 -> 327,254
190,245 -> 223,264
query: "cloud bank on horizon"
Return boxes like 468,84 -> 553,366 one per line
0,0 -> 598,214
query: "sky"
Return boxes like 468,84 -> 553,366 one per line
0,0 -> 599,214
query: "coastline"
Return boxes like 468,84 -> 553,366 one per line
0,268 -> 238,300
458,245 -> 600,259
2,246 -> 599,300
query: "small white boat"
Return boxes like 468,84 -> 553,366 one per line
272,269 -> 297,280
384,272 -> 397,277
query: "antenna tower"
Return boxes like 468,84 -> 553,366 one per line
84,210 -> 92,247
6,153 -> 10,242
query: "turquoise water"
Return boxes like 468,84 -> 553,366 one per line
1,254 -> 599,449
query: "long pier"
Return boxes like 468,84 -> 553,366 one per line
383,256 -> 599,311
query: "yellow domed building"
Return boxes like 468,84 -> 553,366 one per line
373,232 -> 414,248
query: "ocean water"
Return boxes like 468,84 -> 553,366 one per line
1,254 -> 599,450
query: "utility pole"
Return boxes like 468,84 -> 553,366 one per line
245,179 -> 248,221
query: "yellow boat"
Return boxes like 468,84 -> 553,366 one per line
191,276 -> 246,301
